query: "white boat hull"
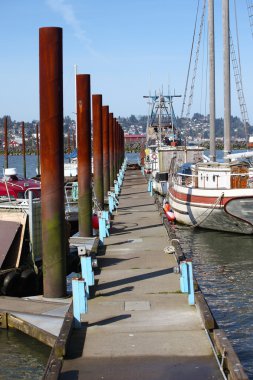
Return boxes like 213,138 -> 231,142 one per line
168,183 -> 253,234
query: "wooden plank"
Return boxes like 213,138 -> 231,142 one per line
41,357 -> 63,380
0,220 -> 21,268
54,303 -> 74,358
0,211 -> 27,268
213,329 -> 248,380
195,292 -> 216,330
7,314 -> 56,348
42,303 -> 74,380
0,312 -> 7,328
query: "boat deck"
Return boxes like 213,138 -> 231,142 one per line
60,169 -> 222,380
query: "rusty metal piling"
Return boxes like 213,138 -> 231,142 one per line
121,128 -> 125,164
76,74 -> 93,236
102,105 -> 110,196
113,118 -> 117,181
92,94 -> 104,209
109,113 -> 114,188
39,27 -> 66,298
4,116 -> 8,170
120,126 -> 124,166
21,122 -> 26,178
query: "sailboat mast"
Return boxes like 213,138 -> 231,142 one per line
158,94 -> 162,147
208,0 -> 216,161
223,0 -> 231,160
74,64 -> 78,148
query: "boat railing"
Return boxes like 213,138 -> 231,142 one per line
24,187 -> 41,199
64,182 -> 78,213
1,179 -> 25,191
173,171 -> 253,189
173,173 -> 194,187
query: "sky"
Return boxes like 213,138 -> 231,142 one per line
0,0 -> 253,123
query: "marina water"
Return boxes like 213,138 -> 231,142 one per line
0,153 -> 253,378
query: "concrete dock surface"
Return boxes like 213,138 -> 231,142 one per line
61,169 -> 222,379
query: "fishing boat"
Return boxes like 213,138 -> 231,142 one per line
143,93 -> 205,196
248,135 -> 253,149
167,0 -> 253,234
64,149 -> 78,178
168,159 -> 253,234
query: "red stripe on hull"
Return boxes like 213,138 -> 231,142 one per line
169,187 -> 231,205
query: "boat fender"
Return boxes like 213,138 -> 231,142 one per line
1,270 -> 21,296
152,154 -> 157,160
92,214 -> 99,230
163,202 -> 171,212
166,210 -> 176,222
19,268 -> 37,296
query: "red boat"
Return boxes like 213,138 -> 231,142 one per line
0,168 -> 41,200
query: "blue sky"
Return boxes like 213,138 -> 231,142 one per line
0,0 -> 253,123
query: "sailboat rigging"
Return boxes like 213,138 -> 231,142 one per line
167,0 -> 253,234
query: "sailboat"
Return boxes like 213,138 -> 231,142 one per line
167,0 -> 253,234
143,93 -> 205,196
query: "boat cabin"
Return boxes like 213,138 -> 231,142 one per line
191,162 -> 250,190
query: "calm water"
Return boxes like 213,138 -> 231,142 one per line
0,154 -> 48,379
0,329 -> 50,379
172,149 -> 253,378
175,226 -> 253,379
1,152 -> 253,378
0,154 -> 38,178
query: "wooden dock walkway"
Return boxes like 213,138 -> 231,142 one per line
60,168 -> 222,380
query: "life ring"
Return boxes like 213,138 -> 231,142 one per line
152,153 -> 157,160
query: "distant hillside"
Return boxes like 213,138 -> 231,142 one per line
0,113 -> 252,142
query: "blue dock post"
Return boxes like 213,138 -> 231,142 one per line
114,180 -> 120,196
179,260 -> 195,306
148,178 -> 153,195
117,172 -> 123,187
180,262 -> 189,293
108,191 -> 119,213
80,255 -> 94,297
108,192 -> 114,213
98,210 -> 110,243
187,260 -> 195,305
72,277 -> 88,328
78,246 -> 95,297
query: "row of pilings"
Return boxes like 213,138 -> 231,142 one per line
39,27 -> 125,299
2,117 -> 41,178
